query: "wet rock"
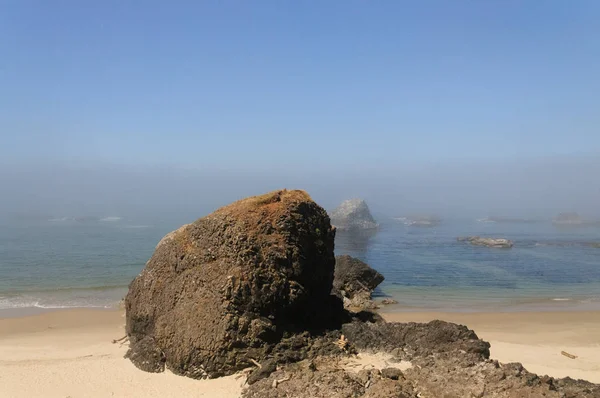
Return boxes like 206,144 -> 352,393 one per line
125,189 -> 344,378
380,298 -> 398,306
458,236 -> 514,248
333,255 -> 384,311
330,199 -> 378,231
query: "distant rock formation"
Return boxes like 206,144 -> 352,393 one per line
333,255 -> 384,311
480,216 -> 540,224
398,215 -> 441,227
330,199 -> 378,231
552,212 -> 600,227
553,212 -> 583,225
458,236 -> 514,248
125,189 -> 343,378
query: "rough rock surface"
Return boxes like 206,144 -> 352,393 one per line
333,255 -> 384,310
330,199 -> 378,231
125,189 -> 345,378
458,236 -> 514,248
342,319 -> 491,361
245,320 -> 600,398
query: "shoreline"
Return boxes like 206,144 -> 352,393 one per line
1,308 -> 598,397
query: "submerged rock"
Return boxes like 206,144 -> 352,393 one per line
125,189 -> 344,378
330,199 -> 378,231
333,255 -> 384,311
458,236 -> 514,248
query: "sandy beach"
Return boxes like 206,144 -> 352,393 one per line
1,309 -> 598,397
0,309 -> 244,398
383,311 -> 600,383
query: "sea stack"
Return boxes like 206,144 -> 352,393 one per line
124,189 -> 342,378
330,199 -> 378,231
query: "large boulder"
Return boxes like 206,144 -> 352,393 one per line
125,189 -> 343,378
333,255 -> 384,310
330,199 -> 378,231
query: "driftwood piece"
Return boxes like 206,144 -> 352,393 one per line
112,335 -> 128,344
272,374 -> 291,388
561,351 -> 578,359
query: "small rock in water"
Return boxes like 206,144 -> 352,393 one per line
457,236 -> 514,248
333,255 -> 384,311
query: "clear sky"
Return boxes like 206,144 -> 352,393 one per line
2,1 -> 599,170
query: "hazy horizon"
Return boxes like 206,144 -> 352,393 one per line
2,152 -> 599,223
2,2 -> 599,224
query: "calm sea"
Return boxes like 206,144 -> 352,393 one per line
1,217 -> 599,312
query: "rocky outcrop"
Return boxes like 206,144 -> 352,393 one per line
125,189 -> 344,378
458,236 -> 514,248
125,189 -> 600,397
245,320 -> 600,398
330,199 -> 378,231
333,255 -> 384,311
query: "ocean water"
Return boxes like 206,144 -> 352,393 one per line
0,217 -> 599,312
337,220 -> 600,312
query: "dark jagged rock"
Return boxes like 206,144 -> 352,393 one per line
334,255 -> 384,294
330,199 -> 378,231
458,236 -> 514,248
342,319 -> 491,361
125,189 -> 345,378
245,321 -> 600,398
333,255 -> 384,311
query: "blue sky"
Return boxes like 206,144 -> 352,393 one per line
1,1 -> 599,169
